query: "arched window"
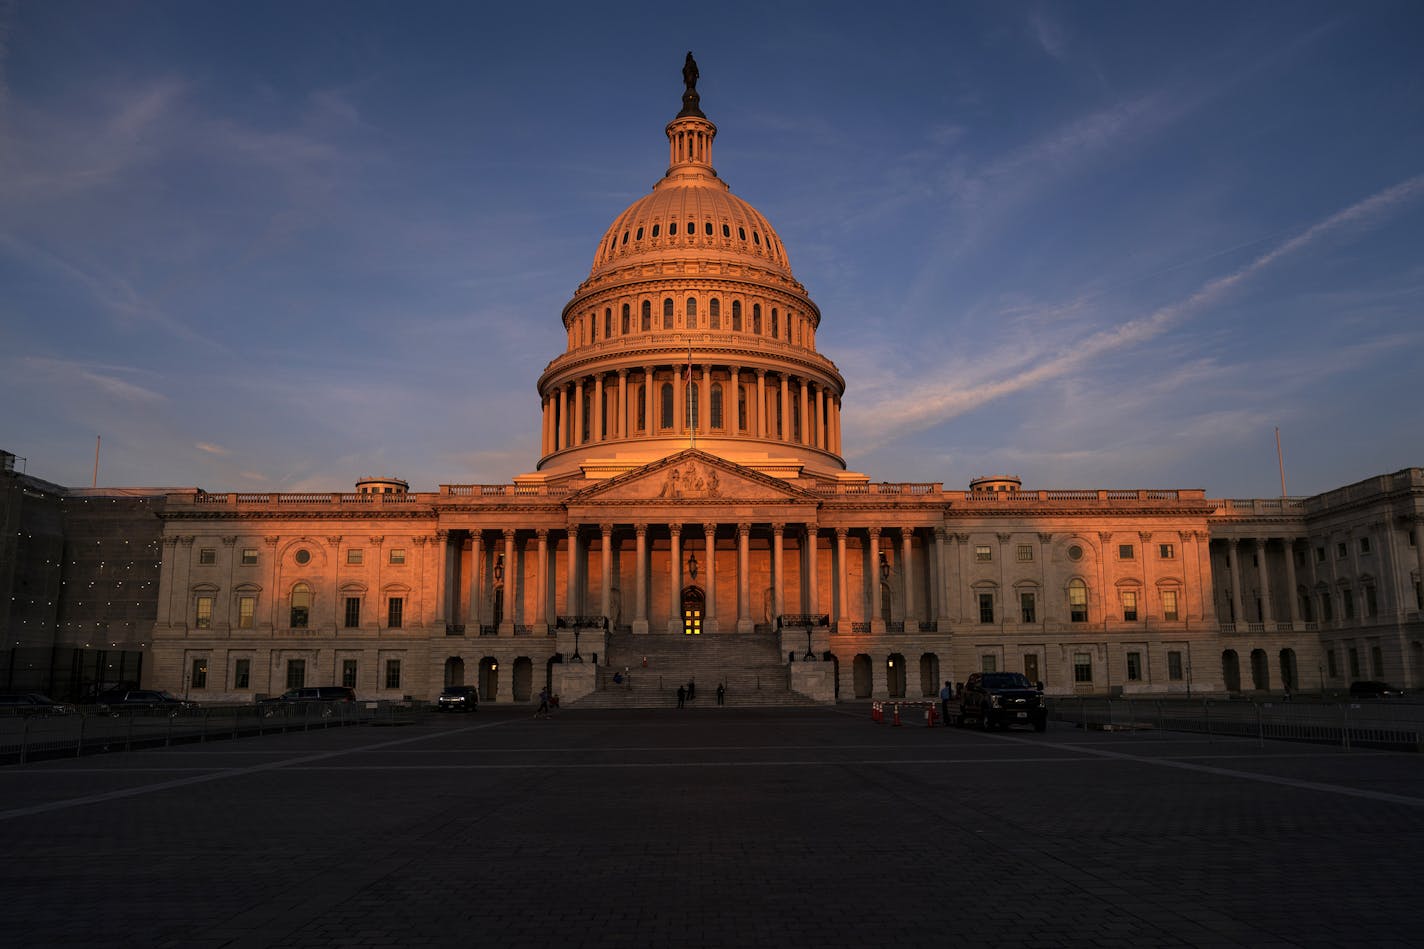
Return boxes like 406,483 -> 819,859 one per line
1069,579 -> 1088,623
604,308 -> 612,338
753,303 -> 762,335
709,298 -> 720,329
636,384 -> 646,431
663,298 -> 674,329
737,386 -> 747,431
621,303 -> 630,335
687,383 -> 699,429
704,221 -> 713,236
722,223 -> 730,238
290,582 -> 312,629
590,312 -> 597,341
731,300 -> 742,331
710,383 -> 723,429
670,221 -> 678,236
771,308 -> 779,339
652,223 -> 660,237
660,383 -> 673,430
641,300 -> 651,332
635,226 -> 643,241
686,296 -> 697,328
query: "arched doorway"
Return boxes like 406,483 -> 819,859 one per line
1250,648 -> 1269,690
681,586 -> 704,635
1222,650 -> 1241,692
444,656 -> 465,687
853,654 -> 872,698
546,654 -> 562,693
479,657 -> 499,702
1278,649 -> 1297,691
919,653 -> 939,698
886,653 -> 906,697
512,657 -> 533,701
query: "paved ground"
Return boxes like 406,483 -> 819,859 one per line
1,706 -> 1421,949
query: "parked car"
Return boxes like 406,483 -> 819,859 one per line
1349,680 -> 1403,699
258,686 -> 357,716
959,672 -> 1047,731
0,692 -> 76,717
98,690 -> 196,715
436,685 -> 478,712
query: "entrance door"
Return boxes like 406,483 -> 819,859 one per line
1023,654 -> 1039,687
682,586 -> 704,635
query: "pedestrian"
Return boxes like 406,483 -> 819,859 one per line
686,678 -> 696,702
676,684 -> 686,708
939,679 -> 953,726
642,656 -> 649,669
536,686 -> 550,718
716,682 -> 725,705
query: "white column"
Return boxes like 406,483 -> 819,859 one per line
601,524 -> 613,621
935,528 -> 949,627
593,374 -> 604,443
434,530 -> 450,626
729,366 -> 741,433
737,522 -> 753,633
499,529 -> 515,636
703,522 -> 718,632
901,528 -> 914,624
701,364 -> 712,436
557,386 -> 569,450
835,528 -> 849,628
798,377 -> 809,444
1283,538 -> 1301,626
1256,538 -> 1273,624
617,369 -> 628,439
1228,540 -> 1244,624
634,523 -> 649,634
466,531 -> 483,628
534,530 -> 547,629
668,523 -> 682,633
816,385 -> 827,449
755,370 -> 766,438
574,378 -> 586,446
771,523 -> 785,621
805,524 -> 819,616
779,375 -> 790,440
868,528 -> 884,632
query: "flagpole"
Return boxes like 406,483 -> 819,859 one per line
687,341 -> 695,449
1275,427 -> 1286,497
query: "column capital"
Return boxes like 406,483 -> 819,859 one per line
700,363 -> 712,372
411,536 -> 428,547
326,535 -> 343,547
804,523 -> 819,536
635,522 -> 649,537
702,521 -> 718,534
772,522 -> 785,536
1098,531 -> 1113,543
536,528 -> 549,541
1037,532 -> 1053,544
934,526 -> 949,541
669,523 -> 682,538
617,367 -> 629,378
600,523 -> 614,537
221,535 -> 237,546
179,535 -> 195,547
737,522 -> 752,538
435,529 -> 449,541
1139,531 -> 1153,542
867,526 -> 880,540
836,526 -> 849,540
996,532 -> 1011,544
755,367 -> 767,378
728,364 -> 741,375
368,535 -> 383,546
502,528 -> 516,540
953,533 -> 971,544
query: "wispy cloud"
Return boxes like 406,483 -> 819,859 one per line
20,356 -> 166,405
845,173 -> 1424,454
195,442 -> 230,456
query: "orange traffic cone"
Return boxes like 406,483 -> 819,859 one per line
892,703 -> 902,726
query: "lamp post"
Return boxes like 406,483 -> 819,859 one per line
879,550 -> 890,582
687,550 -> 699,583
494,553 -> 504,584
804,627 -> 814,661
572,625 -> 582,662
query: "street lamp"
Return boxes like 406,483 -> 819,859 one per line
804,627 -> 814,661
879,550 -> 890,581
493,553 -> 504,584
687,550 -> 699,583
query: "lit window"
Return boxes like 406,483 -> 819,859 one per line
389,548 -> 406,565
195,596 -> 213,629
1121,590 -> 1138,621
1069,579 -> 1088,622
1161,590 -> 1179,622
238,595 -> 255,629
1016,545 -> 1033,562
241,548 -> 258,565
199,548 -> 216,565
347,549 -> 363,565
975,545 -> 992,562
290,583 -> 311,628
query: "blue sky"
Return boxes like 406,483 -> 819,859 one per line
2,0 -> 1421,498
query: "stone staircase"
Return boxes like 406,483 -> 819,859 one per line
568,631 -> 822,708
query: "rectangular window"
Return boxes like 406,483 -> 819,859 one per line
1158,543 -> 1175,559
1161,590 -> 1179,622
1020,592 -> 1036,624
234,659 -> 251,689
342,659 -> 358,689
975,545 -> 992,563
980,655 -> 997,673
389,548 -> 406,565
1073,653 -> 1093,683
1016,545 -> 1033,562
1167,651 -> 1183,681
1336,542 -> 1347,559
1348,647 -> 1360,679
1364,585 -> 1377,618
385,659 -> 402,689
286,659 -> 306,689
238,595 -> 255,629
1359,536 -> 1372,555
191,658 -> 208,689
195,596 -> 213,629
1371,644 -> 1383,677
1121,591 -> 1138,622
388,597 -> 404,629
1343,589 -> 1355,620
241,547 -> 258,565
344,597 -> 361,628
1326,648 -> 1338,678
978,593 -> 994,624
1126,652 -> 1142,681
199,547 -> 216,565
1320,593 -> 1333,622
1118,544 -> 1135,560
1315,546 -> 1326,563
347,549 -> 363,565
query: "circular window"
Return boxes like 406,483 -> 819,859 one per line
294,548 -> 311,565
1067,544 -> 1083,561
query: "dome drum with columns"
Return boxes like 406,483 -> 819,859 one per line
534,66 -> 846,481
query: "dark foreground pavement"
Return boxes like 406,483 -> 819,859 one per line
1,706 -> 1422,949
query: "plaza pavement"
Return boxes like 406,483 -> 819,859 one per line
1,705 -> 1421,948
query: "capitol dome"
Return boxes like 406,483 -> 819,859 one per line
533,56 -> 846,481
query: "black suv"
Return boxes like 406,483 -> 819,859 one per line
960,672 -> 1047,731
435,685 -> 478,712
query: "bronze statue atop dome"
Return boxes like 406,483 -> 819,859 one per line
677,51 -> 705,118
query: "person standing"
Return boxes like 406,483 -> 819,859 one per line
716,682 -> 725,705
686,679 -> 696,702
676,684 -> 686,709
939,680 -> 953,727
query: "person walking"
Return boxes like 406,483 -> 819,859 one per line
536,686 -> 550,719
676,684 -> 686,709
716,682 -> 725,705
939,680 -> 953,727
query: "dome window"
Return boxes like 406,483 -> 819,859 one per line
641,300 -> 652,332
621,231 -> 629,245
705,222 -> 713,236
670,222 -> 678,236
753,231 -> 761,245
722,224 -> 730,238
731,300 -> 742,331
709,298 -> 721,329
635,227 -> 644,240
687,220 -> 694,236
663,298 -> 674,329
686,297 -> 698,328
753,304 -> 762,335
652,224 -> 660,237
738,227 -> 746,241
604,308 -> 612,338
771,308 -> 779,338
621,303 -> 630,335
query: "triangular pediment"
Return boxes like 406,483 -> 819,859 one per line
562,450 -> 820,505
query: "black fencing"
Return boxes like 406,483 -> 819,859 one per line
1049,696 -> 1424,752
0,701 -> 423,765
